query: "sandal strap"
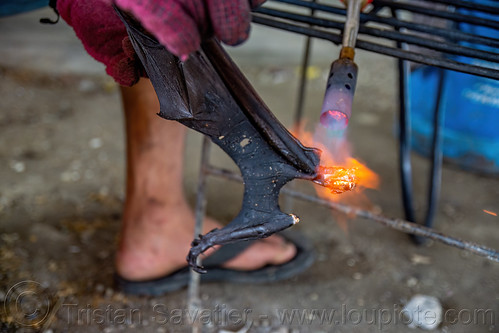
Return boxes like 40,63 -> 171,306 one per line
202,240 -> 254,267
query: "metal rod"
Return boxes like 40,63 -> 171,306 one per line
254,8 -> 499,63
391,4 -> 449,244
266,0 -> 499,49
342,0 -> 362,49
408,68 -> 446,245
372,0 -> 499,30
294,38 -> 312,128
357,25 -> 498,63
187,137 -> 211,333
204,165 -> 499,263
429,0 -> 499,12
251,15 -> 499,80
396,41 -> 416,224
294,0 -> 316,129
361,12 -> 499,50
412,68 -> 446,244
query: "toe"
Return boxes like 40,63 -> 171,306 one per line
221,235 -> 297,271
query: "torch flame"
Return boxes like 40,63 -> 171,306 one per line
314,166 -> 358,194
294,122 -> 379,204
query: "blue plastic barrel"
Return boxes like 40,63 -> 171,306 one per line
407,0 -> 499,174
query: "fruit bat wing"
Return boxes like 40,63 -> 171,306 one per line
116,8 -> 193,120
116,7 -> 320,175
201,40 -> 321,175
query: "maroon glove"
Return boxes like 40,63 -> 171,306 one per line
58,0 -> 264,85
57,0 -> 145,86
112,0 -> 266,61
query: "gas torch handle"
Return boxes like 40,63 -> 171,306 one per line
342,0 -> 363,50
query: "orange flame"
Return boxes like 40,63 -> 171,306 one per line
483,210 -> 497,217
294,122 -> 379,209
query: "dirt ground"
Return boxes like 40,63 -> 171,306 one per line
1,7 -> 498,333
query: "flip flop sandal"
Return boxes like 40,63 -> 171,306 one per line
114,231 -> 314,296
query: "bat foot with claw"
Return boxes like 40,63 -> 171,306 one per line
187,213 -> 299,273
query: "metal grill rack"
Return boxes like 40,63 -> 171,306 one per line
188,1 -> 499,323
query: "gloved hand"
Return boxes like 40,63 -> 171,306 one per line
57,0 -> 264,86
114,0 -> 265,61
57,0 -> 145,86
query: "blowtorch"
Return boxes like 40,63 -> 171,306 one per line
319,0 -> 370,131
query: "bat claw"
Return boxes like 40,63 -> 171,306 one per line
186,247 -> 207,274
190,237 -> 201,247
192,263 -> 207,274
186,214 -> 297,271
187,231 -> 218,274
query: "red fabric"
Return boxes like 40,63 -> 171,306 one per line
58,0 -> 265,84
113,0 -> 266,61
57,0 -> 144,86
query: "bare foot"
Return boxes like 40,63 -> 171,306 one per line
116,199 -> 296,281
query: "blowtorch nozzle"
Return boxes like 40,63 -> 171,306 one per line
319,0 -> 365,132
319,57 -> 358,131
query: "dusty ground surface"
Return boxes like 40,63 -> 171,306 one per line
1,7 -> 498,333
